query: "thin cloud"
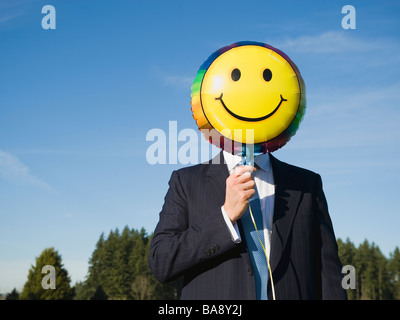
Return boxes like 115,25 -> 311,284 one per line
0,12 -> 24,24
290,82 -> 400,150
0,149 -> 52,191
0,0 -> 38,27
151,66 -> 193,89
274,31 -> 380,54
0,0 -> 27,24
162,74 -> 193,88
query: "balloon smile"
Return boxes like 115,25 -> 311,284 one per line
215,93 -> 287,122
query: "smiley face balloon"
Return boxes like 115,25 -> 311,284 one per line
191,41 -> 306,153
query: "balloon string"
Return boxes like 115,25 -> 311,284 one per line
248,203 -> 276,300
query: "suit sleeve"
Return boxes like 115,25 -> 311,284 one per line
313,174 -> 347,300
148,170 -> 238,283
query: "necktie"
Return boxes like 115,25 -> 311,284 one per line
240,188 -> 269,300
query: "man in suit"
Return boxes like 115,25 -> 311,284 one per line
148,150 -> 347,300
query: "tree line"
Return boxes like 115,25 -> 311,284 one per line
337,238 -> 400,300
3,226 -> 399,300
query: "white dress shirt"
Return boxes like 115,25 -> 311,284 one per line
221,150 -> 275,258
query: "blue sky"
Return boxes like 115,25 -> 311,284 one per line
0,0 -> 399,293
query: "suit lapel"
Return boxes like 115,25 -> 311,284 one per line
269,154 -> 302,273
206,152 -> 229,207
206,152 -> 254,272
205,152 -> 301,276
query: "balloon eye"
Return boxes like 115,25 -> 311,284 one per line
263,69 -> 272,82
231,68 -> 241,81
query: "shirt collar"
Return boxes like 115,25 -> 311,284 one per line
255,152 -> 272,172
222,150 -> 272,173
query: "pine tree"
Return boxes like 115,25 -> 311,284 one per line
102,228 -> 121,298
74,233 -> 107,299
337,238 -> 357,300
79,226 -> 181,300
115,226 -> 136,299
349,240 -> 397,300
20,247 -> 74,300
337,238 -> 400,300
337,238 -> 356,266
374,244 -> 393,299
5,288 -> 19,300
389,247 -> 400,299
76,232 -> 399,300
353,240 -> 370,299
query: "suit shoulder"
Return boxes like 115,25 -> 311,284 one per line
170,162 -> 210,187
174,162 -> 209,177
271,155 -> 321,188
279,159 -> 319,177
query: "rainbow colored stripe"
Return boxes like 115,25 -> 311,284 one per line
190,41 -> 306,154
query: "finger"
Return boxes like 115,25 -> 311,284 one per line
241,179 -> 255,191
233,165 -> 256,177
237,171 -> 254,184
243,188 -> 256,200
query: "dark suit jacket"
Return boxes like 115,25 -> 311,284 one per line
148,153 -> 347,300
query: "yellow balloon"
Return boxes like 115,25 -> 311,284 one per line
191,41 -> 306,153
